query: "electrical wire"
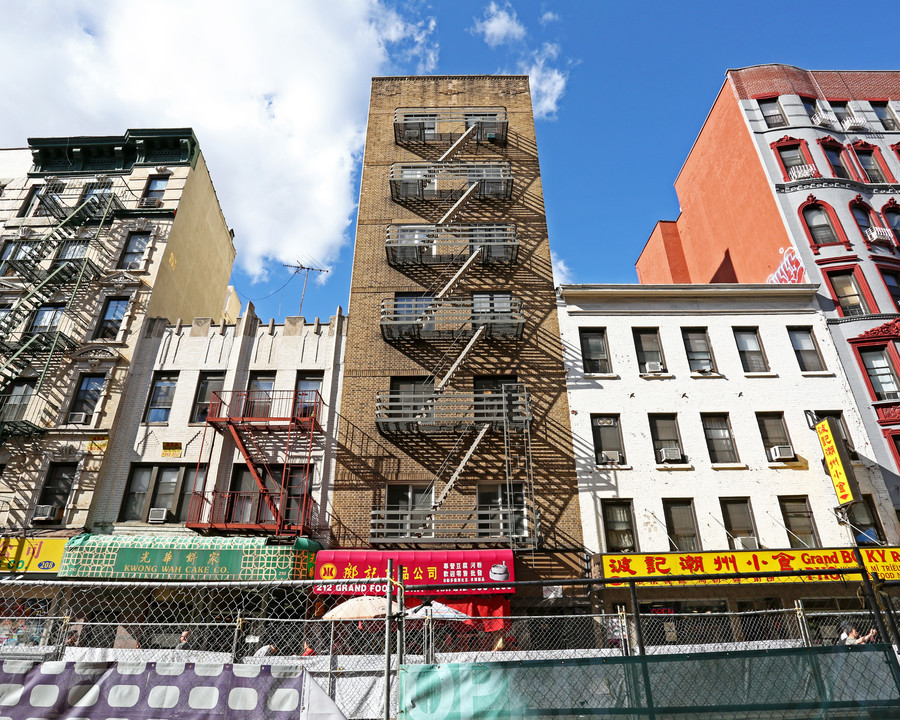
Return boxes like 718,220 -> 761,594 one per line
229,269 -> 298,303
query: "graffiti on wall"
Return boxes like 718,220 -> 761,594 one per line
766,247 -> 806,284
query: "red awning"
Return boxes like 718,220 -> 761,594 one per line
313,549 -> 514,595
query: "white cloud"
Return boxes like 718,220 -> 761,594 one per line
471,2 -> 526,47
0,2 -> 438,280
539,11 -> 559,25
551,251 -> 573,286
520,43 -> 567,119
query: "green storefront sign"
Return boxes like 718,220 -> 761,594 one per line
59,534 -> 319,581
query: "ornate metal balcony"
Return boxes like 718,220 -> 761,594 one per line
841,116 -> 869,132
788,164 -> 818,181
380,297 -> 524,340
385,224 -> 518,265
393,107 -> 508,145
375,386 -> 531,434
866,226 -> 894,244
369,503 -> 536,544
389,163 -> 513,201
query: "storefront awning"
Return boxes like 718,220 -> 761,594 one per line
59,534 -> 320,581
313,549 -> 514,595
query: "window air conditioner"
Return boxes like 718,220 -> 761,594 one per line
600,450 -> 622,464
768,445 -> 795,462
403,127 -> 423,141
138,197 -> 161,209
67,412 -> 88,425
126,260 -> 142,271
32,505 -> 62,522
645,361 -> 665,373
658,447 -> 683,463
148,507 -> 171,524
735,536 -> 759,550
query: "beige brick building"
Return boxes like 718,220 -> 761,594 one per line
332,76 -> 584,602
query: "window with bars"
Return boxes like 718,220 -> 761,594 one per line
787,327 -> 825,371
681,328 -> 715,372
602,500 -> 636,552
827,270 -> 869,317
649,414 -> 683,463
663,499 -> 699,552
720,498 -> 756,549
633,328 -> 664,373
758,98 -> 787,128
579,328 -> 610,373
859,347 -> 900,400
733,328 -> 768,372
779,496 -> 819,548
701,414 -> 739,464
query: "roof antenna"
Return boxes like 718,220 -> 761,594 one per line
283,260 -> 329,318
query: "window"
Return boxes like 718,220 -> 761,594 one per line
758,98 -> 787,128
69,374 -> 104,424
93,297 -> 128,340
828,270 -> 870,316
56,239 -> 88,261
633,328 -> 664,373
80,179 -> 112,208
682,328 -> 715,372
141,176 -> 168,206
119,465 -> 200,523
872,102 -> 898,131
591,415 -> 624,464
776,145 -> 811,179
663,499 -> 699,551
31,181 -> 64,217
883,203 -> 900,243
0,240 -> 37,276
802,205 -> 839,245
830,102 -> 851,123
849,495 -> 885,545
295,372 -> 323,418
29,305 -> 63,333
788,327 -> 825,371
756,413 -> 793,460
881,270 -> 900,311
389,377 -> 434,417
579,328 -> 610,373
859,347 -> 900,400
0,380 -> 34,423
733,328 -> 768,372
37,463 -> 77,515
851,203 -> 876,239
855,149 -> 886,183
191,373 -> 225,423
394,292 -> 434,332
472,291 -> 512,323
820,142 -> 851,179
474,375 -> 516,420
800,97 -> 818,120
779,496 -> 819,548
246,373 -> 275,417
602,500 -> 636,552
401,113 -> 436,140
386,485 -> 432,537
143,372 -> 178,423
478,483 -> 526,537
118,231 -> 150,270
649,414 -> 683,463
720,498 -> 756,549
17,185 -> 41,218
701,414 -> 739,464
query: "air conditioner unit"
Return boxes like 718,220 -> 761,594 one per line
658,447 -> 683,463
600,450 -> 621,464
403,128 -> 423,141
735,536 -> 759,550
811,111 -> 836,127
126,260 -> 142,271
148,507 -> 171,524
645,361 -> 665,373
32,505 -> 62,522
139,197 -> 161,209
67,412 -> 88,425
768,445 -> 795,462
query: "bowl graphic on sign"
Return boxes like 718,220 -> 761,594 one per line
489,562 -> 509,582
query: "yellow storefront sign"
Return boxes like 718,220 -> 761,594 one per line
0,538 -> 66,574
601,547 -> 896,587
815,418 -> 857,506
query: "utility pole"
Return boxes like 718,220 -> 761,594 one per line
283,262 -> 329,318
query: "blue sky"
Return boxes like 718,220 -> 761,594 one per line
1,2 -> 899,324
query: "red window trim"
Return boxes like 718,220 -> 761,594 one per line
817,136 -> 861,182
883,430 -> 900,470
822,263 -> 880,317
770,136 -> 819,181
798,194 -> 851,254
875,264 -> 900,312
850,140 -> 897,184
848,321 -> 900,402
848,195 -> 891,251
815,254 -> 860,266
891,142 -> 900,166
883,198 -> 900,244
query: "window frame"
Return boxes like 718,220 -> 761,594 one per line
476,482 -> 526,538
385,483 -> 434,538
770,136 -> 818,181
69,373 -> 105,424
36,463 -> 78,520
649,413 -> 684,464
824,266 -> 878,317
119,464 -> 203,524
881,198 -> 900,245
681,327 -> 716,373
855,344 -> 900,401
701,413 -> 740,464
816,137 -> 858,181
849,140 -> 896,184
756,412 -> 794,460
871,102 -> 898,131
602,499 -> 637,553
591,414 -> 625,464
733,327 -> 769,373
720,498 -> 757,550
849,494 -> 886,546
633,328 -> 665,374
142,175 -> 168,202
143,371 -> 179,424
118,231 -> 150,270
662,499 -> 700,552
757,97 -> 788,128
787,326 -> 825,372
578,328 -> 610,374
93,296 -> 128,340
191,372 -> 226,424
779,496 -> 820,549
877,266 -> 900,311
797,195 -> 851,253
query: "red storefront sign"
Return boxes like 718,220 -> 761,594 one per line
313,549 -> 514,595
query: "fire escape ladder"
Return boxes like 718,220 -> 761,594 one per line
435,324 -> 486,392
502,384 -> 536,549
438,123 -> 479,162
434,245 -> 483,299
437,180 -> 480,226
225,423 -> 282,525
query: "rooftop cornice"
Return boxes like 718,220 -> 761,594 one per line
558,283 -> 821,301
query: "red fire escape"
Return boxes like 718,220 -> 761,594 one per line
186,389 -> 322,535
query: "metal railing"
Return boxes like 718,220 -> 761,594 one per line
393,107 -> 508,145
208,389 -> 322,425
385,224 -> 518,265
186,489 -> 314,531
369,504 -> 534,544
379,296 -> 524,340
389,163 -> 513,201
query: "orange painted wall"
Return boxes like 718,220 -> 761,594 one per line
637,83 -> 791,284
636,220 -> 690,283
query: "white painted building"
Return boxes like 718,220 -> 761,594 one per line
557,283 -> 900,560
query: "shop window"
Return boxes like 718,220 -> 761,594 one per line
633,328 -> 664,373
701,413 -> 739,464
649,414 -> 684,463
826,269 -> 871,317
602,500 -> 636,552
93,296 -> 128,340
579,328 -> 610,373
779,496 -> 820,548
787,327 -> 825,371
68,374 -> 104,424
119,464 -> 201,523
858,347 -> 900,400
733,328 -> 768,372
143,372 -> 178,423
191,372 -> 225,423
662,499 -> 699,551
682,327 -> 715,372
720,498 -> 757,550
118,231 -> 150,270
592,414 -> 625,464
756,412 -> 794,461
871,102 -> 898,131
758,98 -> 787,128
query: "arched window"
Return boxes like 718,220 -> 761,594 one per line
850,202 -> 875,240
770,137 -> 818,181
817,137 -> 857,181
883,199 -> 900,244
850,140 -> 896,184
803,205 -> 838,245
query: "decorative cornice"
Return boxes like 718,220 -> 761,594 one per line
850,318 -> 900,342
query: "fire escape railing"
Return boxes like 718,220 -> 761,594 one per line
385,224 -> 518,265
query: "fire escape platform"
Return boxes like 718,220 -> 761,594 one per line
380,298 -> 524,341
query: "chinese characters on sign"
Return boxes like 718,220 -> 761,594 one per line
815,418 -> 859,506
161,442 -> 183,458
0,539 -> 66,574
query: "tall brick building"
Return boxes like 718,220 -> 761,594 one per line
329,76 -> 584,607
637,65 -> 900,520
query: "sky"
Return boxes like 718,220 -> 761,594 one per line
1,1 -> 899,323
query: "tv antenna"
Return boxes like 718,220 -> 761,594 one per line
283,261 -> 329,318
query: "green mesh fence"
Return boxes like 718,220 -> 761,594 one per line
399,645 -> 900,719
